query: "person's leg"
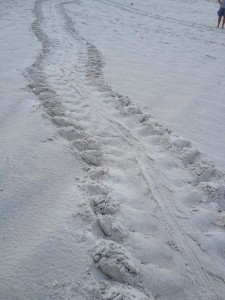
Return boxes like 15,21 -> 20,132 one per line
218,16 -> 222,27
222,16 -> 225,28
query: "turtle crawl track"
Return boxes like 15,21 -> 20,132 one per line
27,0 -> 225,299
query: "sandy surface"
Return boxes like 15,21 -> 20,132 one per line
0,0 -> 225,299
69,0 -> 225,172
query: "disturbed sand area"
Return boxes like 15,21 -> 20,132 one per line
0,0 -> 225,299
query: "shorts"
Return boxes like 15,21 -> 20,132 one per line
218,7 -> 225,17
